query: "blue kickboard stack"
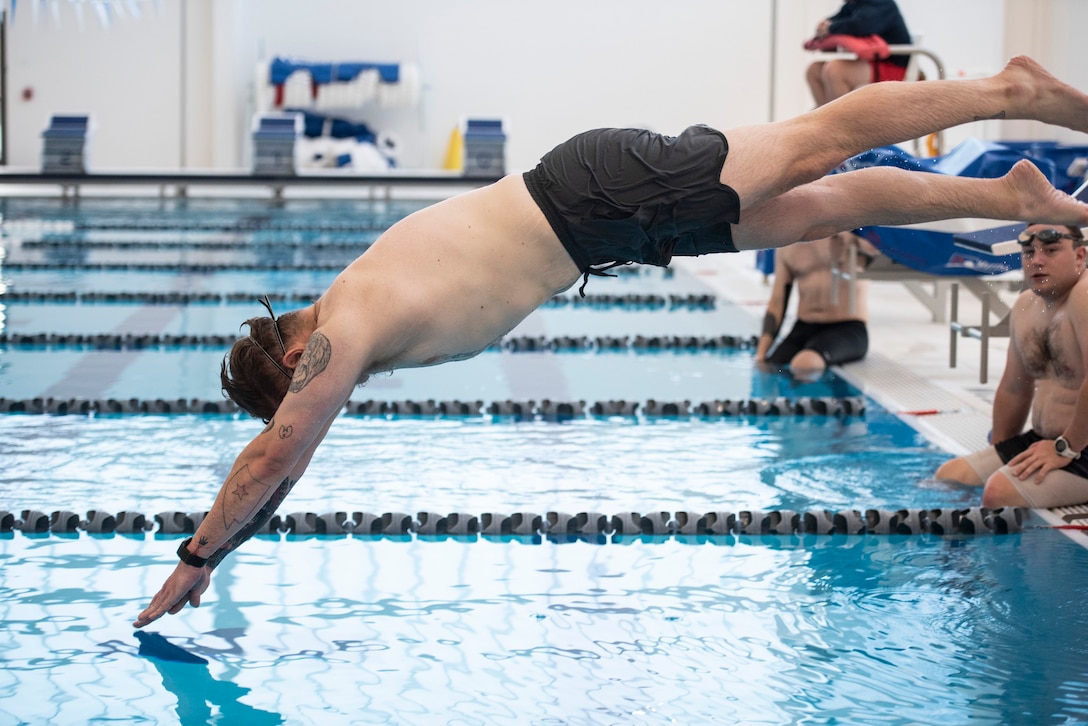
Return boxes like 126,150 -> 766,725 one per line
41,114 -> 91,174
462,118 -> 506,178
252,113 -> 302,176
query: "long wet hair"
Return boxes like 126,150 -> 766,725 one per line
221,300 -> 299,422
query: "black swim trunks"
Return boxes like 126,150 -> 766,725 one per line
993,430 -> 1088,479
766,319 -> 869,367
523,125 -> 741,281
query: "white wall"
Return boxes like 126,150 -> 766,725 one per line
207,0 -> 775,171
6,0 -> 183,169
4,0 -> 1088,172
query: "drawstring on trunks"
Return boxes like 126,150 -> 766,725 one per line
578,261 -> 632,297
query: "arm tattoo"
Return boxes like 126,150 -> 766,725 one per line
761,312 -> 781,338
289,332 -> 331,393
223,465 -> 275,530
207,476 -> 297,570
763,281 -> 791,339
262,416 -> 292,439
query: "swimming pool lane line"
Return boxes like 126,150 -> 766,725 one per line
0,289 -> 718,309
0,505 -> 1028,539
0,393 -> 866,418
0,330 -> 750,351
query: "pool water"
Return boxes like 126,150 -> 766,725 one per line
2,195 -> 1088,724
3,528 -> 1088,724
1,413 -> 955,518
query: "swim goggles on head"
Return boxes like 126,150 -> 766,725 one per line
1017,228 -> 1083,245
248,294 -> 292,380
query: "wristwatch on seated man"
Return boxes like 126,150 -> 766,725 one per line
1055,435 -> 1081,460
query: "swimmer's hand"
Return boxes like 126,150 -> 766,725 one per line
133,562 -> 211,628
1008,439 -> 1071,485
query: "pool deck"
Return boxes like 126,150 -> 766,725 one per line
678,251 -> 1088,543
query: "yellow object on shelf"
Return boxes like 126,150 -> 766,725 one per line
442,126 -> 464,171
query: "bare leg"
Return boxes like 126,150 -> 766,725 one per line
732,160 -> 1088,251
982,471 -> 1031,507
820,59 -> 873,102
934,457 -> 984,486
805,62 -> 831,106
788,350 -> 828,380
722,56 -> 1088,211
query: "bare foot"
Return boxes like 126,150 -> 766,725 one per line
1005,159 -> 1088,226
999,56 -> 1088,134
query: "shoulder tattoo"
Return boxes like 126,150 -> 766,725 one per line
289,332 -> 332,393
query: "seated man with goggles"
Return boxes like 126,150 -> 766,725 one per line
935,223 -> 1088,508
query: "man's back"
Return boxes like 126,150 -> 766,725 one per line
316,175 -> 582,377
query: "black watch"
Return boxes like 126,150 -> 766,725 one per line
1055,436 -> 1081,460
177,537 -> 209,568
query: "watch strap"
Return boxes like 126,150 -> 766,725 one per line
1056,436 -> 1081,460
177,537 -> 209,568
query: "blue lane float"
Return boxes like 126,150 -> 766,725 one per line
0,506 -> 1028,538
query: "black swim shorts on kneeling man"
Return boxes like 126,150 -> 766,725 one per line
523,125 -> 742,275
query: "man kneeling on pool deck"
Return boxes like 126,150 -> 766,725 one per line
756,232 -> 879,380
136,56 -> 1088,627
935,223 -> 1088,509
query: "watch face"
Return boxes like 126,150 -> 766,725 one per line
1056,437 -> 1078,458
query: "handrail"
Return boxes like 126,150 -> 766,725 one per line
808,44 -> 945,79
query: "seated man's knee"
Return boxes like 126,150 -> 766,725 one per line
935,457 -> 982,485
982,471 -> 1030,508
789,349 -> 827,377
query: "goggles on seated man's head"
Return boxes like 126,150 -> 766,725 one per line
1017,228 -> 1084,245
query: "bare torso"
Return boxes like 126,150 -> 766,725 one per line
779,233 -> 871,323
1011,277 -> 1088,435
312,175 -> 581,379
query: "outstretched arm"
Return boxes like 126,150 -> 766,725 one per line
203,411 -> 338,570
134,329 -> 358,628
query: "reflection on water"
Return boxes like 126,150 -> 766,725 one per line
136,632 -> 283,724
